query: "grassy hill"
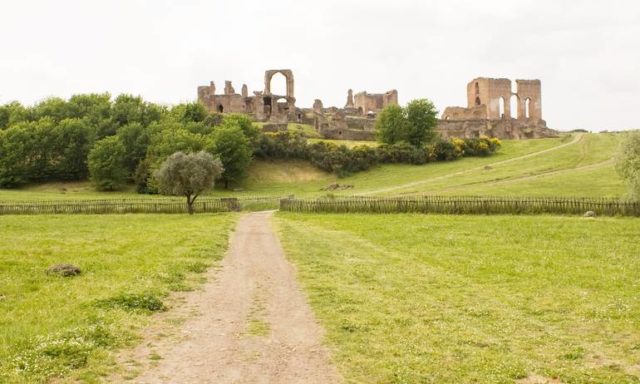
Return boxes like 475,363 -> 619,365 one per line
0,133 -> 629,201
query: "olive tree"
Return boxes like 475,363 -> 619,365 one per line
616,131 -> 640,200
154,151 -> 224,214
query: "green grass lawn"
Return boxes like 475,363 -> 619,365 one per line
0,213 -> 236,383
276,213 -> 640,383
0,133 -> 629,200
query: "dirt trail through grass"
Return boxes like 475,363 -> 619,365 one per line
362,133 -> 584,195
121,211 -> 341,383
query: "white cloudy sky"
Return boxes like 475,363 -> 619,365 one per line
1,0 -> 639,131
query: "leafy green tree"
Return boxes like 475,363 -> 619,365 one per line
170,102 -> 209,123
154,151 -> 223,214
211,125 -> 252,188
33,97 -> 69,122
116,122 -> 157,174
111,94 -> 165,128
49,118 -> 94,180
405,99 -> 438,146
376,100 -> 439,147
0,124 -> 36,186
616,131 -> 640,199
88,136 -> 128,191
146,123 -> 210,162
375,104 -> 408,145
67,93 -> 114,139
221,114 -> 261,147
0,101 -> 30,130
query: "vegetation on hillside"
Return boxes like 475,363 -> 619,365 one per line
0,95 -> 500,192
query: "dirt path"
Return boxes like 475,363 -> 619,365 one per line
117,211 -> 342,383
361,133 -> 584,195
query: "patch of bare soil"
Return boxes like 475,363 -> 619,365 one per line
112,211 -> 341,383
516,374 -> 564,384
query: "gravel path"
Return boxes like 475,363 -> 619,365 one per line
122,211 -> 341,383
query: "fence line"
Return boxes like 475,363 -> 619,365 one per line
279,196 -> 640,216
0,196 -> 284,215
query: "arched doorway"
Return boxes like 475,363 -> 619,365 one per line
525,98 -> 531,119
217,104 -> 223,113
499,97 -> 505,119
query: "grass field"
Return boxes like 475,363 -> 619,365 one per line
276,213 -> 640,383
0,133 -> 630,201
0,214 -> 236,383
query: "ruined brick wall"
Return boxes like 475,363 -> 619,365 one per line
437,119 -> 557,140
354,90 -> 398,114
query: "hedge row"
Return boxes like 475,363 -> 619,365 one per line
254,132 -> 501,176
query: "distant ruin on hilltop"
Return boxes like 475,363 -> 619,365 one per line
197,70 -> 557,140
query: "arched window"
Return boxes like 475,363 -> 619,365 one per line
475,82 -> 480,95
475,96 -> 481,106
217,104 -> 223,113
525,98 -> 531,118
499,97 -> 505,119
510,95 -> 519,119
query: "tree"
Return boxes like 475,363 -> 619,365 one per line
375,99 -> 439,147
154,151 -> 223,214
88,136 -> 128,191
405,99 -> 438,147
221,114 -> 261,147
210,125 -> 252,188
616,131 -> 640,199
375,104 -> 409,145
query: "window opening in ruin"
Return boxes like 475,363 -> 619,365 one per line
499,97 -> 505,119
263,96 -> 272,116
475,82 -> 479,95
475,96 -> 481,106
269,72 -> 287,96
297,113 -> 302,122
510,95 -> 519,119
525,98 -> 531,118
217,104 -> 223,113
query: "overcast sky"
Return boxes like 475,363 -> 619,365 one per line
1,0 -> 638,131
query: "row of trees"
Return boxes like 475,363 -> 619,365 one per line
0,94 -> 255,190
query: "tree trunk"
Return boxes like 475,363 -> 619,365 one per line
186,195 -> 194,215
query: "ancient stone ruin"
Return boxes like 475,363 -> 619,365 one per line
198,70 -> 555,140
438,78 -> 557,139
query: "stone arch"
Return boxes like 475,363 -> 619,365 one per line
475,96 -> 481,106
498,97 -> 505,119
525,98 -> 532,119
264,69 -> 294,99
217,104 -> 224,113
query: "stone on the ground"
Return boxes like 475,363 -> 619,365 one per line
583,211 -> 596,217
46,263 -> 81,277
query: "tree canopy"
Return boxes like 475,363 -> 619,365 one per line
375,99 -> 439,147
154,151 -> 223,214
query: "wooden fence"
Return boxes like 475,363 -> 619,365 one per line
280,196 -> 640,216
0,196 -> 283,215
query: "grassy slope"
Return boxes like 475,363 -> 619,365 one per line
0,133 -> 628,200
276,213 -> 640,383
0,214 -> 236,383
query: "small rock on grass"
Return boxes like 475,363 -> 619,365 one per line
583,211 -> 596,218
46,263 -> 81,277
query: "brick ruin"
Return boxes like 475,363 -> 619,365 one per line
439,78 -> 557,139
197,70 -> 556,140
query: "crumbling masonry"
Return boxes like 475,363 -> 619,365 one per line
198,71 -> 556,140
438,78 -> 556,139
